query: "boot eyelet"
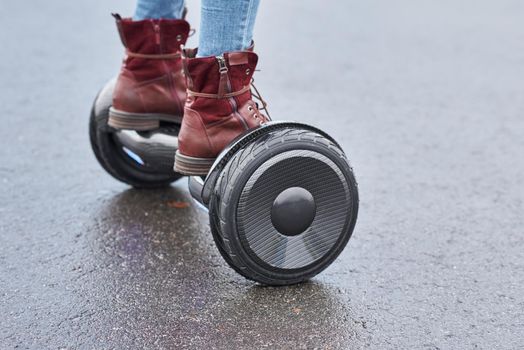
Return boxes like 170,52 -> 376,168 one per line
176,34 -> 183,41
248,106 -> 253,112
245,68 -> 250,75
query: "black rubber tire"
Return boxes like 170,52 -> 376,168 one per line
89,85 -> 182,188
208,127 -> 359,285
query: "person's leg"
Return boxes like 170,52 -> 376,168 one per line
134,0 -> 186,20
198,0 -> 260,57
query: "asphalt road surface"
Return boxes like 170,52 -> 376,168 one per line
1,0 -> 523,348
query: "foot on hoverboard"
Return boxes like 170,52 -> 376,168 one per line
108,14 -> 190,131
173,49 -> 269,176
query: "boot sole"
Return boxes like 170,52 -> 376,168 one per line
108,108 -> 182,131
174,151 -> 216,175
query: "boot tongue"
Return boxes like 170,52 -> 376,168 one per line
116,17 -> 190,55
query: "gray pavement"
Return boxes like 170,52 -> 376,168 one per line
1,0 -> 524,348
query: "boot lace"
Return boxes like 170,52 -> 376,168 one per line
250,78 -> 272,122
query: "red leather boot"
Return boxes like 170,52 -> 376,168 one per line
108,14 -> 190,130
174,50 -> 270,175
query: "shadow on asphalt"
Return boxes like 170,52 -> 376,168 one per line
81,185 -> 363,347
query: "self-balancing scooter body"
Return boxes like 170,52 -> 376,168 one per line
90,79 -> 359,285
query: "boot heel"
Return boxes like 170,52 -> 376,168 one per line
108,108 -> 160,131
174,151 -> 215,175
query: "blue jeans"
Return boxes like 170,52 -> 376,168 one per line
134,0 -> 260,57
